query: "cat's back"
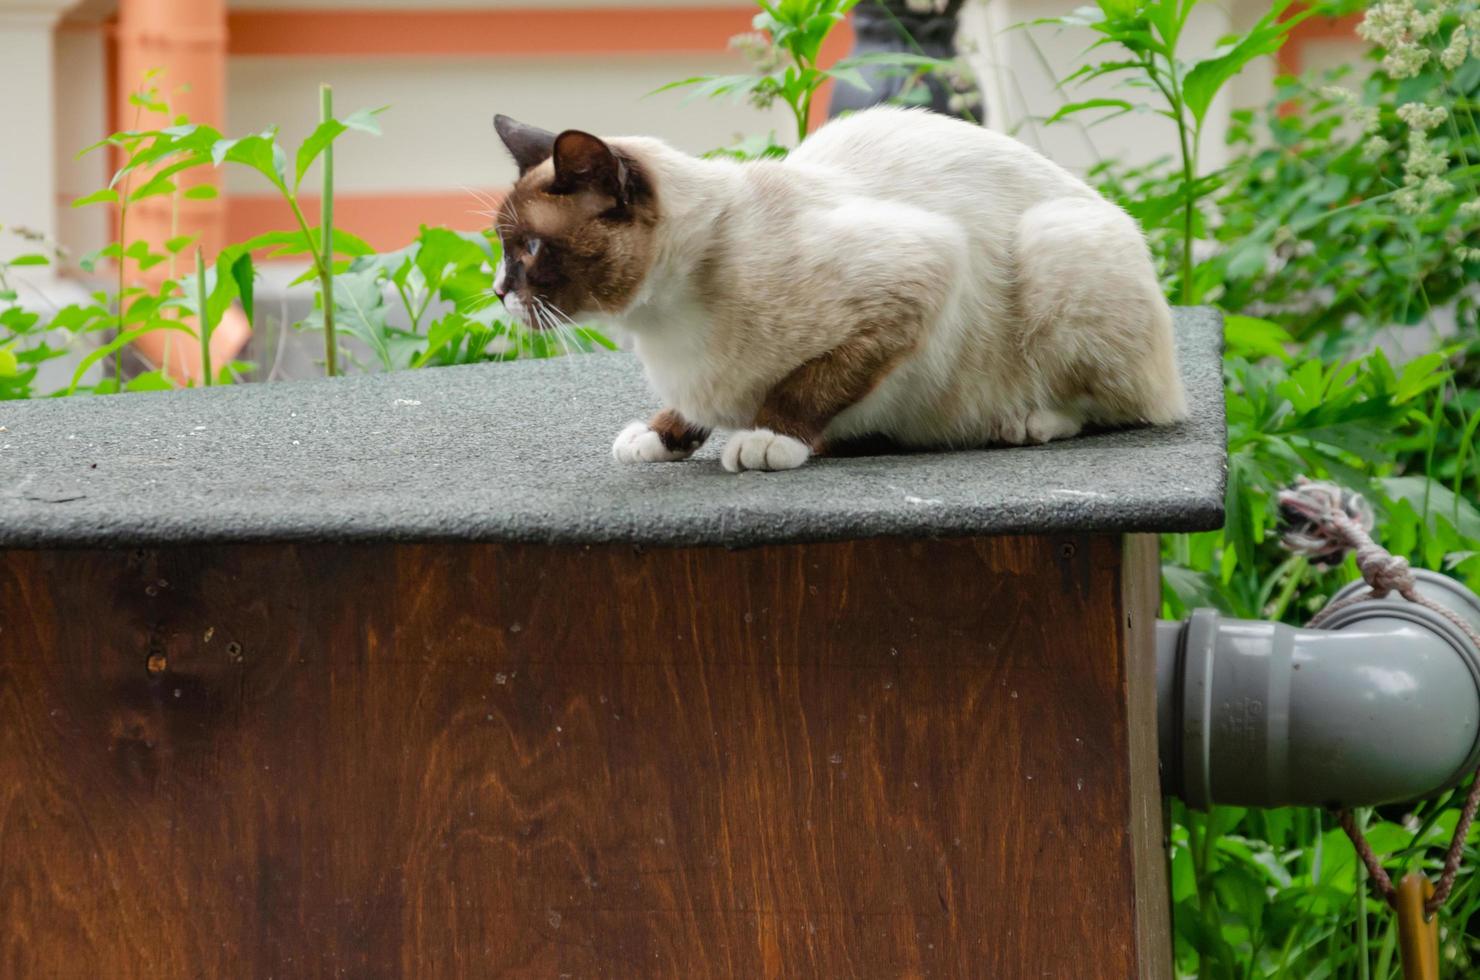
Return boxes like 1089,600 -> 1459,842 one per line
788,106 -> 1090,208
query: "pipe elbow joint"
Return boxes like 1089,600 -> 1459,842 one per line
1158,570 -> 1480,810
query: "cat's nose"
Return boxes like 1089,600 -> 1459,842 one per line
492,260 -> 510,301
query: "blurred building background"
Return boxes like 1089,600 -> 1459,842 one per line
0,0 -> 1363,380
3,0 -> 1365,262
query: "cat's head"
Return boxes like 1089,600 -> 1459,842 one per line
491,115 -> 659,328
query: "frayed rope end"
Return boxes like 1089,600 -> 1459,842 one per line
1277,476 -> 1376,568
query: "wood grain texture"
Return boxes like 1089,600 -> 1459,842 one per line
1123,533 -> 1173,980
0,534 -> 1166,978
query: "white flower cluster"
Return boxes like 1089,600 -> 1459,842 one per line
1461,201 -> 1480,262
1355,1 -> 1480,253
1353,0 -> 1480,222
1396,101 -> 1448,129
730,31 -> 782,77
1441,24 -> 1471,67
1395,123 -> 1451,214
1395,100 -> 1451,207
1321,84 -> 1381,132
1357,0 -> 1441,77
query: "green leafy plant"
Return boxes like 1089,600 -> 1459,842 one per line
658,0 -> 945,146
1041,0 -> 1480,977
315,225 -> 615,372
1041,0 -> 1480,974
1029,0 -> 1313,304
1,74 -> 606,401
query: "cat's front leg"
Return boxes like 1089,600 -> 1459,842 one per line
722,325 -> 916,474
612,408 -> 710,463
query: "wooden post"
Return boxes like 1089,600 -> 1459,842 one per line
0,532 -> 1168,977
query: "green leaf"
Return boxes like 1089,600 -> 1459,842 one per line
825,66 -> 871,93
1181,2 -> 1306,125
0,347 -> 18,377
183,184 -> 219,200
832,52 -> 945,71
295,119 -> 346,188
67,322 -> 197,394
292,109 -> 387,191
1382,477 -> 1480,541
164,235 -> 199,255
412,312 -> 471,368
1044,97 -> 1136,125
1393,351 -> 1450,404
302,267 -> 393,370
214,132 -> 288,191
72,188 -> 120,208
237,227 -> 374,261
227,250 -> 255,326
8,253 -> 50,267
128,174 -> 176,203
125,370 -> 174,392
1223,314 -> 1291,361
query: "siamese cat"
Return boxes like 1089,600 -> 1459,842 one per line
491,108 -> 1186,473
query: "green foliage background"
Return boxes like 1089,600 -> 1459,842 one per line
4,0 -> 1480,975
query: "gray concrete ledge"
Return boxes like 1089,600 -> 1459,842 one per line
0,308 -> 1226,550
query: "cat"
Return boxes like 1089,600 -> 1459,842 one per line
490,108 -> 1187,473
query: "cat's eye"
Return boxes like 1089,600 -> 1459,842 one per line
526,237 -> 542,258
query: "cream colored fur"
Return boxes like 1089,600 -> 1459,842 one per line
592,107 -> 1187,469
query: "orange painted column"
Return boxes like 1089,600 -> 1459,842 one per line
114,0 -> 248,383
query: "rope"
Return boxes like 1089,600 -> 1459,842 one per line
1278,477 -> 1480,916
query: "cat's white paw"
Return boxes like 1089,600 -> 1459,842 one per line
1025,408 -> 1083,444
721,428 -> 811,473
612,421 -> 693,463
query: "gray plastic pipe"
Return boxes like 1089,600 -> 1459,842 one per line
1157,569 -> 1480,810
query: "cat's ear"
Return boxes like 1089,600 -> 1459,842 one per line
550,130 -> 629,209
494,115 -> 556,175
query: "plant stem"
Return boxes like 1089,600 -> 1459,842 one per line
1357,846 -> 1370,980
1141,57 -> 1197,305
790,94 -> 809,145
196,248 -> 211,387
1168,86 -> 1197,306
115,202 -> 128,389
320,83 -> 338,377
1267,557 -> 1308,623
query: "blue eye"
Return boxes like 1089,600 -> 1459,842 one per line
527,237 -> 542,258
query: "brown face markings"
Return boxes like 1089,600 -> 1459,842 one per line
493,138 -> 659,325
752,319 -> 922,453
649,408 -> 710,454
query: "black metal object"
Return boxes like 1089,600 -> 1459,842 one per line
827,0 -> 975,120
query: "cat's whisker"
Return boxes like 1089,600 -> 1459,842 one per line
536,300 -> 582,363
537,298 -> 579,366
461,186 -> 503,215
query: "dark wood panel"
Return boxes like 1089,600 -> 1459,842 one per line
1124,533 -> 1173,980
0,534 -> 1158,978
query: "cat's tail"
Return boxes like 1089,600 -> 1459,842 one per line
1013,195 -> 1188,427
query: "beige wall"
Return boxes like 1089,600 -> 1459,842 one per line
0,0 -> 76,263
225,54 -> 794,195
965,0 -> 1251,173
53,21 -> 110,258
15,0 -> 1368,268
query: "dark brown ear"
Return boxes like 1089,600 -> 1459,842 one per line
494,115 -> 556,175
550,130 -> 628,208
